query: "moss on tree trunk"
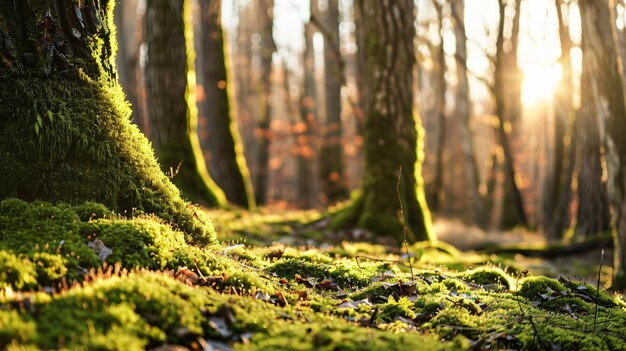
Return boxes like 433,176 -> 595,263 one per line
332,0 -> 435,243
196,0 -> 255,210
144,0 -> 225,207
0,0 -> 214,243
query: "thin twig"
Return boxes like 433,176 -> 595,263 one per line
396,165 -> 415,281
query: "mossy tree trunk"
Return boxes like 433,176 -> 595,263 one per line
345,0 -> 435,243
253,0 -> 276,206
0,0 -> 211,242
196,0 -> 255,210
319,0 -> 348,204
145,0 -> 225,207
578,0 -> 626,290
450,0 -> 485,225
494,0 -> 528,229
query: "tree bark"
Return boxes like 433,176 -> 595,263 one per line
338,0 -> 435,242
575,0 -> 612,239
253,0 -> 276,206
578,0 -> 626,289
429,0 -> 447,213
196,0 -> 255,209
319,0 -> 348,204
574,105 -> 611,238
451,0 -> 485,225
547,0 -> 576,240
296,21 -> 318,209
494,0 -> 528,229
113,0 -> 142,127
145,0 -> 225,207
0,0 -> 212,242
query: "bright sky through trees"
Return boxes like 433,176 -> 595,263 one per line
223,0 -> 586,111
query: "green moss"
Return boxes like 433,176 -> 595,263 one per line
31,252 -> 68,285
83,216 -> 188,269
269,257 -> 384,288
517,276 -> 567,300
0,311 -> 36,349
73,202 -> 114,222
379,296 -> 417,322
0,200 -> 223,290
34,273 -> 206,349
460,267 -> 513,290
0,251 -> 37,290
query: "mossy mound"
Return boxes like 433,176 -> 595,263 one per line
458,267 -> 514,290
0,77 -> 211,243
0,271 -> 449,351
0,199 -> 220,288
2,205 -> 626,350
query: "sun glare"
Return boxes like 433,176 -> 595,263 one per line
521,64 -> 562,106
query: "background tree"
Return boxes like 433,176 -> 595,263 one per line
253,0 -> 277,205
573,0 -> 612,240
114,0 -> 144,129
546,0 -> 576,240
334,0 -> 435,243
493,0 -> 527,229
450,0 -> 485,224
145,0 -> 225,207
428,0 -> 447,212
578,0 -> 626,289
318,0 -> 349,204
296,17 -> 319,209
0,0 -> 210,240
196,0 -> 255,209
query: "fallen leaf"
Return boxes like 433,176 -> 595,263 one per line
315,279 -> 338,291
175,267 -> 199,286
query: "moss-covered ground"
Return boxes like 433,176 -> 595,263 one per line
1,200 -> 626,350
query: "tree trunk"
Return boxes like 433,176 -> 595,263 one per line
494,0 -> 528,229
578,0 -> 626,289
296,21 -> 318,209
547,0 -> 576,240
196,0 -> 255,209
0,0 -> 212,242
319,0 -> 348,204
114,0 -> 143,128
575,0 -> 612,239
253,0 -> 276,206
429,0 -> 447,213
233,1 -> 257,184
574,105 -> 611,238
451,0 -> 485,225
339,0 -> 435,243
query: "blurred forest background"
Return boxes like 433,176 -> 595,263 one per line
113,0 -> 626,243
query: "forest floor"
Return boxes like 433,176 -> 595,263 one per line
1,200 -> 625,350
